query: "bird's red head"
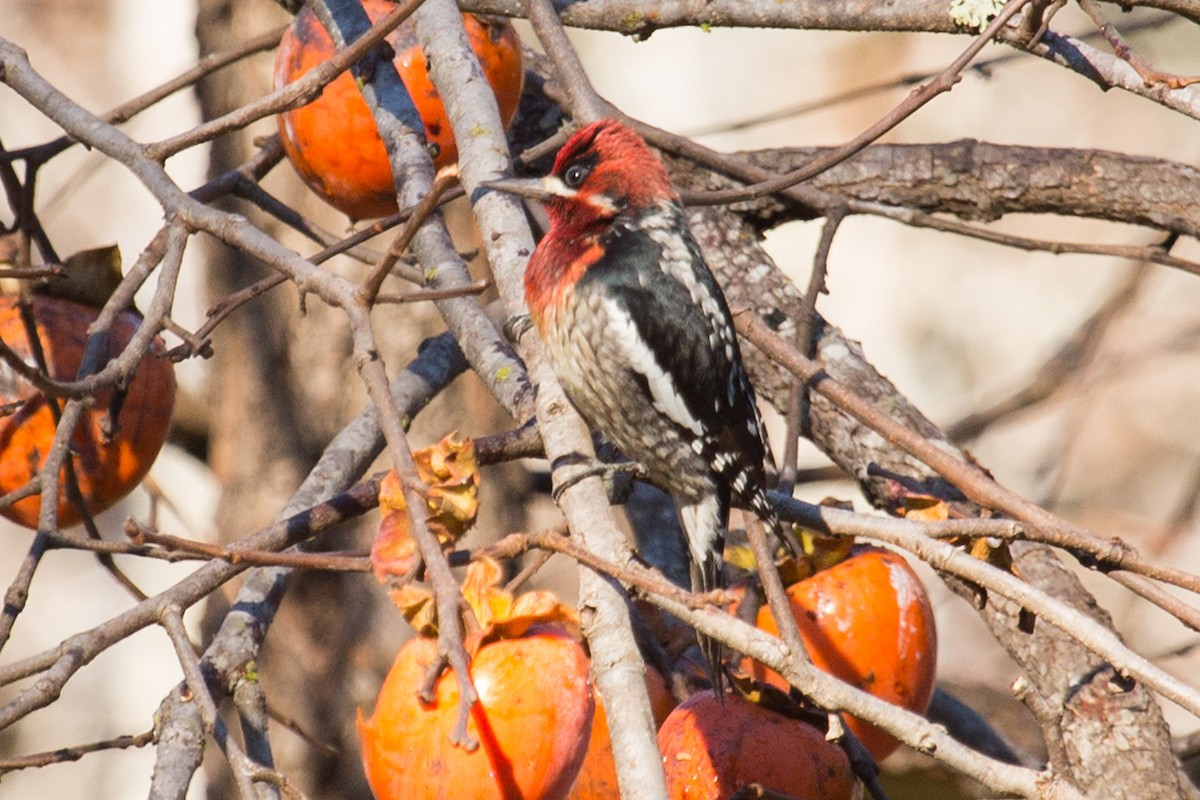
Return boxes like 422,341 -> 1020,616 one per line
506,120 -> 680,322
539,119 -> 678,234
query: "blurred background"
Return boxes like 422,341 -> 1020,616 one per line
2,0 -> 1199,796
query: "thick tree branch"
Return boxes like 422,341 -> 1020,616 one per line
420,0 -> 671,794
734,141 -> 1200,240
463,0 -> 1200,121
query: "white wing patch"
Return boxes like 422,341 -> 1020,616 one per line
603,296 -> 704,437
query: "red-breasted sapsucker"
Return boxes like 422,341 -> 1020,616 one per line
487,119 -> 779,691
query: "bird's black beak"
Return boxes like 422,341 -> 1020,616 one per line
481,176 -> 563,204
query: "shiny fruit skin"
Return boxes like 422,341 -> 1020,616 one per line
275,2 -> 524,219
658,690 -> 856,800
567,667 -> 677,800
358,625 -> 594,800
0,296 -> 175,529
751,547 -> 937,760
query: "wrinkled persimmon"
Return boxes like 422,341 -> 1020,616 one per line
0,295 -> 175,528
658,690 -> 857,800
275,2 -> 524,219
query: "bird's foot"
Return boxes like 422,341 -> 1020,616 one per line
503,313 -> 532,342
550,454 -> 646,503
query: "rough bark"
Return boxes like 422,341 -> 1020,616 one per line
670,166 -> 1197,798
738,142 -> 1200,238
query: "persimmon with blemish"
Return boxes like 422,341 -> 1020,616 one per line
0,295 -> 175,528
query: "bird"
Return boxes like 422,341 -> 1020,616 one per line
485,118 -> 780,693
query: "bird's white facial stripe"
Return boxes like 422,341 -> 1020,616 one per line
585,193 -> 620,214
542,175 -> 577,198
543,176 -> 618,214
604,297 -> 703,437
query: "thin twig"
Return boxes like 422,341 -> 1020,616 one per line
145,0 -> 425,162
1078,0 -> 1200,89
851,201 -> 1200,278
374,279 -> 491,304
5,26 -> 288,167
735,308 -> 1200,600
681,0 -> 1033,206
0,531 -> 50,656
358,168 -> 463,304
524,0 -> 608,123
778,209 -> 843,494
160,606 -> 258,800
0,729 -> 155,775
126,522 -> 372,572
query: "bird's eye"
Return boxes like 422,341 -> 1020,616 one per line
563,162 -> 591,188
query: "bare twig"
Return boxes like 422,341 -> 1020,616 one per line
681,0 -> 1032,206
1077,0 -> 1200,89
778,209 -> 842,494
5,26 -> 287,167
160,606 -> 258,800
641,580 -> 1087,800
0,729 -> 154,775
145,0 -> 425,162
0,530 -> 50,655
432,0 -> 671,793
491,519 -> 1082,799
735,308 -> 1200,599
126,522 -> 372,572
358,167 -> 462,304
524,0 -> 608,123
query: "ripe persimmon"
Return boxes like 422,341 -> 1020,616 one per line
658,689 -> 857,800
567,666 -> 677,800
274,2 -> 524,219
0,295 -> 175,528
358,625 -> 593,800
749,546 -> 938,760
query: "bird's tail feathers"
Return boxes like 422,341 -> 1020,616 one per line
689,552 -> 726,697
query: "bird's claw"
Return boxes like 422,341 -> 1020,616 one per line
550,457 -> 647,504
503,313 -> 533,342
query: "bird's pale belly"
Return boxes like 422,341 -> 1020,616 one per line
541,300 -> 715,502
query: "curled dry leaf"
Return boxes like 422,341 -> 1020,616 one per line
415,432 -> 480,542
371,433 -> 479,581
371,479 -> 419,583
462,556 -> 580,647
901,492 -> 1019,575
371,434 -> 479,626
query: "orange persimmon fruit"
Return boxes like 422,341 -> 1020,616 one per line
359,558 -> 593,800
0,295 -> 175,528
567,666 -> 677,800
749,546 -> 938,760
658,689 -> 857,800
359,627 -> 594,800
274,1 -> 524,219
